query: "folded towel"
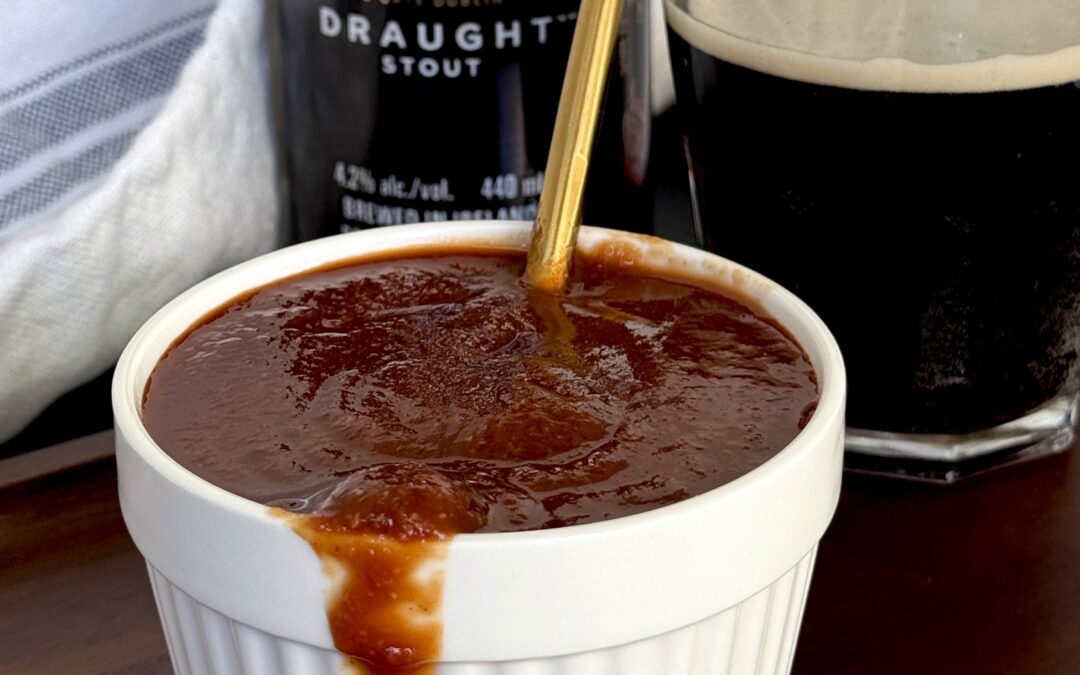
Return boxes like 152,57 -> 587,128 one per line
0,0 -> 283,442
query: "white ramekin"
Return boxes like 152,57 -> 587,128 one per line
114,221 -> 845,675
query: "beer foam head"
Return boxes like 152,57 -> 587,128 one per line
668,0 -> 1080,92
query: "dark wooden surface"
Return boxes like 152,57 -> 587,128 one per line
2,436 -> 1078,674
797,448 -> 1080,675
0,434 -> 170,675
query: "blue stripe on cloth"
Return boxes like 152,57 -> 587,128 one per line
0,130 -> 139,228
0,25 -> 207,173
0,6 -> 215,105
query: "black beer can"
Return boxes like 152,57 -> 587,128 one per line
276,0 -> 652,240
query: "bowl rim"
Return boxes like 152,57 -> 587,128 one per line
113,220 -> 846,547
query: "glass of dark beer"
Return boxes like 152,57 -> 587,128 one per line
666,0 -> 1080,480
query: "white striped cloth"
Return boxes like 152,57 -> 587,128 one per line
0,0 -> 283,442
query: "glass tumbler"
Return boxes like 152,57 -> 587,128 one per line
666,0 -> 1080,480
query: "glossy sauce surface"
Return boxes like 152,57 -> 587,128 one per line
142,249 -> 818,672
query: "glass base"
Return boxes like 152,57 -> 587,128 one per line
844,391 -> 1079,483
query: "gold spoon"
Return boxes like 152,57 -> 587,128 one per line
525,0 -> 625,294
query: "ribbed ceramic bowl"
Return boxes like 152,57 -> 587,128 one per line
114,221 -> 845,674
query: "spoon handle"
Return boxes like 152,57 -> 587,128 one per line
526,0 -> 625,293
